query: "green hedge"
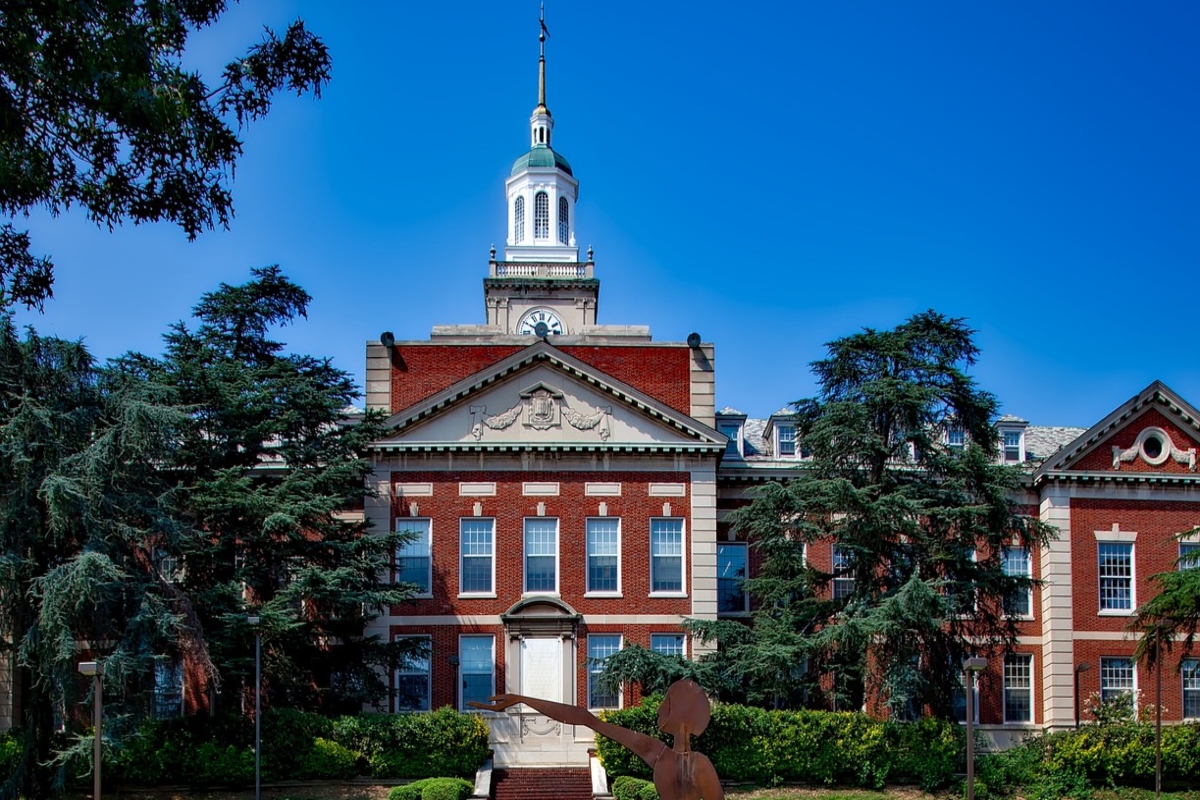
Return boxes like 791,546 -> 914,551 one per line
596,696 -> 961,790
387,777 -> 474,800
0,732 -> 21,781
612,775 -> 659,800
113,706 -> 488,786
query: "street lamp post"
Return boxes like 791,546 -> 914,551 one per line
963,657 -> 988,800
78,661 -> 102,800
248,616 -> 261,800
1074,662 -> 1091,729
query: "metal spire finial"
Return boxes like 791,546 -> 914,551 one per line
538,4 -> 549,108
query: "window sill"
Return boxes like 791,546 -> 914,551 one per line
523,591 -> 561,598
458,593 -> 497,600
649,592 -> 688,599
1098,609 -> 1135,617
718,610 -> 751,618
584,592 -> 623,599
1002,614 -> 1035,622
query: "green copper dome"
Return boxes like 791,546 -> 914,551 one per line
511,144 -> 573,176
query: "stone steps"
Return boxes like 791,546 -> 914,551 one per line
490,766 -> 594,800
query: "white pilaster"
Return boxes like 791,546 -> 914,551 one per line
1039,486 -> 1077,731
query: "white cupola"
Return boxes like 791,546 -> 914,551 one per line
503,10 -> 579,263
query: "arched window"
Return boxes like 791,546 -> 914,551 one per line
557,197 -> 569,244
534,192 -> 549,239
513,196 -> 525,243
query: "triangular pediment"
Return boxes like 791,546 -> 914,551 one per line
372,341 -> 723,453
1036,380 -> 1200,480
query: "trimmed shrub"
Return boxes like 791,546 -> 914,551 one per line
261,707 -> 334,780
340,707 -> 489,779
0,732 -> 21,779
387,777 -> 473,800
298,738 -> 359,780
612,775 -> 659,800
596,696 -> 962,790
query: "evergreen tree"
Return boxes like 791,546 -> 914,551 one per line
118,266 -> 410,714
0,2 -> 330,309
688,311 -> 1053,718
1132,533 -> 1200,663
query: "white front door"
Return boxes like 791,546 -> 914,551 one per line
519,637 -> 563,703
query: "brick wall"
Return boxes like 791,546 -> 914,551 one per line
1072,409 -> 1198,473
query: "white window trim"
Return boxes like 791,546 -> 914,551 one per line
1183,658 -> 1200,721
458,518 -> 497,599
650,633 -> 687,659
587,634 -> 623,711
831,544 -> 854,601
718,422 -> 743,458
1002,652 -> 1035,725
523,517 -> 560,596
1002,545 -> 1034,621
584,517 -> 623,597
395,518 -> 433,598
717,541 -> 750,616
649,517 -> 688,597
1097,541 -> 1136,616
1099,656 -> 1138,717
459,634 -> 495,712
393,634 -> 432,713
776,423 -> 797,458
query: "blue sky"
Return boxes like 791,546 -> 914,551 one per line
15,1 -> 1200,425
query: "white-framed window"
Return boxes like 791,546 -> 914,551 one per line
534,191 -> 549,239
395,518 -> 432,595
832,545 -> 854,600
1002,430 -> 1023,462
153,548 -> 184,584
1099,657 -> 1136,712
1004,653 -> 1033,723
394,635 -> 431,712
460,518 -> 495,595
719,422 -> 741,457
586,518 -> 620,594
557,196 -> 569,244
945,548 -> 977,616
153,658 -> 184,719
947,426 -> 965,450
1098,542 -> 1134,612
717,542 -> 749,615
650,518 -> 685,594
524,517 -> 559,593
587,634 -> 621,710
513,196 -> 525,243
1183,658 -> 1200,720
460,635 -> 495,711
1180,542 -> 1199,570
651,634 -> 685,658
1002,546 -> 1032,618
778,424 -> 796,457
952,676 -> 981,724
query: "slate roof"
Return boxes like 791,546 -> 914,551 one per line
1024,425 -> 1087,462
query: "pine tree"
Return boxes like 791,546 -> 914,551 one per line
689,311 -> 1053,717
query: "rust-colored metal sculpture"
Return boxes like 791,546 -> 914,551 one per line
471,679 -> 723,799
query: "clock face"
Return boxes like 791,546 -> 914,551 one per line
517,308 -> 565,336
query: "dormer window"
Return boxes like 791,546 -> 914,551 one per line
719,422 -> 742,458
778,424 -> 796,457
1003,430 -> 1023,462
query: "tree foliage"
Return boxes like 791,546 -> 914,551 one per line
688,311 -> 1053,718
1132,531 -> 1200,664
0,1 -> 330,309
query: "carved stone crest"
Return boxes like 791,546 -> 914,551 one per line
521,384 -> 562,430
468,382 -> 613,441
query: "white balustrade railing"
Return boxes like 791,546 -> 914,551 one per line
492,263 -> 590,278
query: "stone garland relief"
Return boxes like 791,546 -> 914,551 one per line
1111,426 -> 1197,471
469,383 -> 611,441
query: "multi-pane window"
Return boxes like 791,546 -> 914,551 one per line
1100,657 -> 1136,711
1181,542 -> 1199,570
1098,543 -> 1133,611
947,426 -> 965,450
1183,659 -> 1200,720
1002,546 -> 1032,617
534,191 -> 549,239
460,636 -> 494,710
557,196 -> 569,244
153,658 -> 183,718
588,635 -> 621,709
586,518 -> 619,593
460,519 -> 495,594
945,548 -> 977,616
832,545 -> 854,600
778,424 -> 796,456
1004,654 -> 1033,723
395,518 -> 432,594
395,636 -> 431,712
651,634 -> 685,657
1003,430 -> 1022,461
717,543 -> 748,614
524,518 -> 558,593
650,518 -> 684,593
952,678 -> 980,724
513,196 -> 525,243
719,423 -> 740,457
